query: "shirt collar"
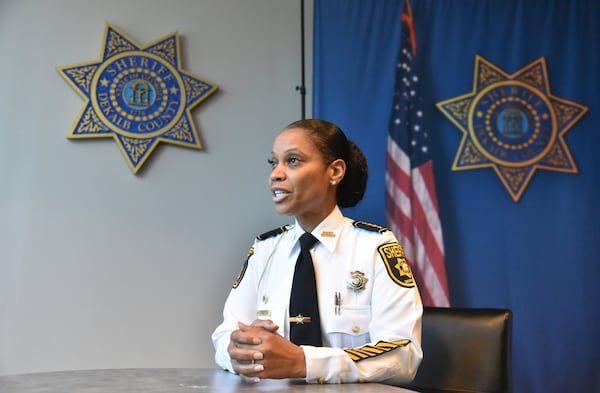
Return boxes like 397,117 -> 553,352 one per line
289,206 -> 344,254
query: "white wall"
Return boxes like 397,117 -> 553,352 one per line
0,0 -> 313,375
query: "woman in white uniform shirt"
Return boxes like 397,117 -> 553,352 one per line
211,119 -> 423,385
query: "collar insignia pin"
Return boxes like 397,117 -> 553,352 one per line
290,314 -> 311,324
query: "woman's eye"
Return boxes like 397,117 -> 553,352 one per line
267,158 -> 277,168
287,156 -> 300,165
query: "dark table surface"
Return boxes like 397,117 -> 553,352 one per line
0,368 -> 420,393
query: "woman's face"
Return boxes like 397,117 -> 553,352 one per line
269,127 -> 340,231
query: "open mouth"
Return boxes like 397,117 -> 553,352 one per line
272,189 -> 290,202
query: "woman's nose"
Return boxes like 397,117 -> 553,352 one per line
269,165 -> 284,182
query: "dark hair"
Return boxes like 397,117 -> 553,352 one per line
284,119 -> 368,208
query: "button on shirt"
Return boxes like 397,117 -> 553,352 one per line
211,206 -> 423,385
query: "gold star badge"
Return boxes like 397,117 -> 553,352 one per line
437,55 -> 587,202
347,271 -> 368,291
57,23 -> 218,174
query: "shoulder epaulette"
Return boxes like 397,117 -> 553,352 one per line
256,225 -> 288,240
352,220 -> 390,234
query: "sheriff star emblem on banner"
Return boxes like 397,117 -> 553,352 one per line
57,23 -> 218,174
437,55 -> 588,202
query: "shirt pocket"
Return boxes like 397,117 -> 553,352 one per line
325,305 -> 371,337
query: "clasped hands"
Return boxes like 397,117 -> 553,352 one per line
228,319 -> 306,383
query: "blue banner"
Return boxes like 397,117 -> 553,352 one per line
313,0 -> 600,392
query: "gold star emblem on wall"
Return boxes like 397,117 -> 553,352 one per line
437,55 -> 587,201
57,23 -> 218,174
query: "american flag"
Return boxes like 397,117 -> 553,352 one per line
385,0 -> 449,307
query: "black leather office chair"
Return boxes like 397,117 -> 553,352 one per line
406,307 -> 512,393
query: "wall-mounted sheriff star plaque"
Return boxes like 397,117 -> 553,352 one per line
57,23 -> 218,174
437,56 -> 588,202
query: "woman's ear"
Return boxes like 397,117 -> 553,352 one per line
329,159 -> 346,185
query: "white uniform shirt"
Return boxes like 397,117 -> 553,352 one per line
211,206 -> 423,385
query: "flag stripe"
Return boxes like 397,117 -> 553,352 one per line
411,165 -> 447,280
386,142 -> 449,306
386,138 -> 445,267
385,142 -> 413,233
412,227 -> 449,306
386,138 -> 448,306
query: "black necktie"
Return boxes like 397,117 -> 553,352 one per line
289,232 -> 323,346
